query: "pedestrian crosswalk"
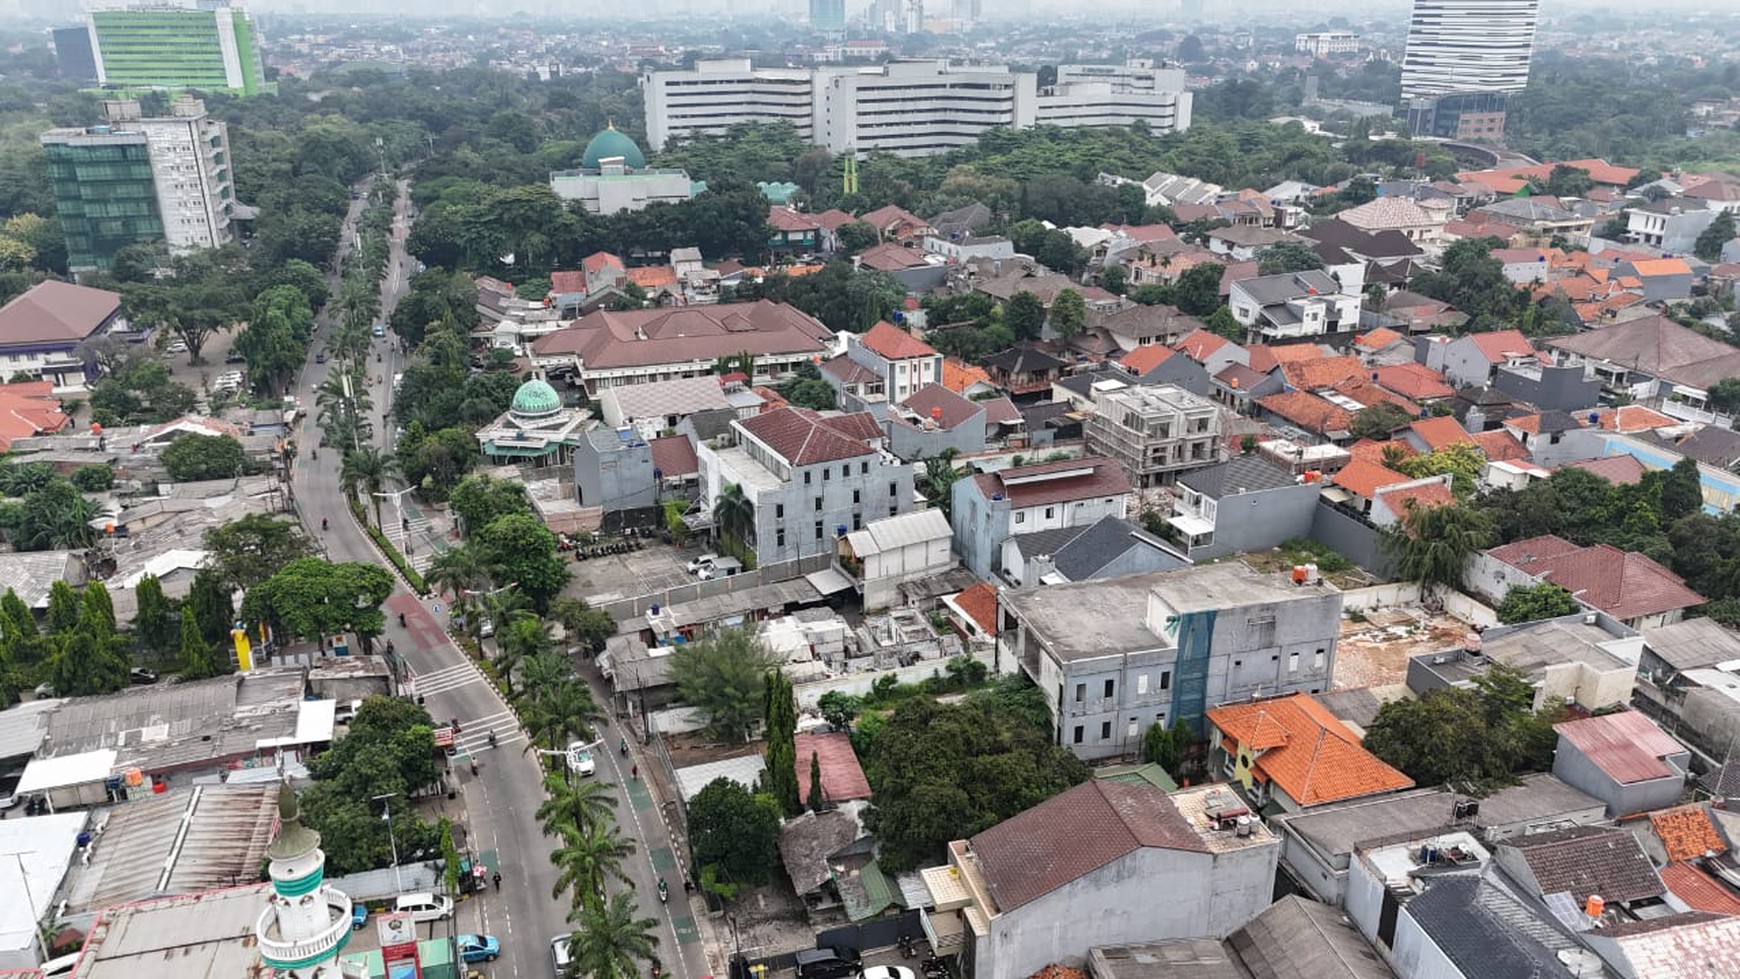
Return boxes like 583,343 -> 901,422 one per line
383,513 -> 436,573
455,710 -> 527,756
408,661 -> 482,698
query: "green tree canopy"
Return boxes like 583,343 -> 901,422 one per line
240,558 -> 394,647
668,630 -> 780,742
473,512 -> 571,611
203,515 -> 314,591
1496,582 -> 1581,624
1350,402 -> 1414,441
1363,665 -> 1559,789
687,777 -> 782,888
161,434 -> 246,482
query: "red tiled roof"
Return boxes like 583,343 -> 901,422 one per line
859,320 -> 938,361
531,301 -> 832,370
969,780 -> 1207,912
1594,405 -> 1676,433
1378,481 -> 1454,515
738,407 -> 877,466
1408,415 -> 1472,451
1331,458 -> 1411,498
1207,694 -> 1414,807
970,455 -> 1131,509
942,357 -> 992,393
647,434 -> 699,478
550,270 -> 585,295
1629,257 -> 1693,277
1333,379 -> 1420,417
1347,438 -> 1413,467
1282,355 -> 1362,391
818,411 -> 884,443
583,251 -> 625,274
1248,343 -> 1329,374
856,242 -> 929,272
1174,328 -> 1232,363
1658,863 -> 1740,916
1650,805 -> 1728,862
767,207 -> 825,233
979,396 -> 1022,426
1119,344 -> 1176,375
1554,711 -> 1687,784
1256,391 -> 1354,436
1562,455 -> 1647,486
1355,327 -> 1406,351
952,582 -> 999,634
1488,533 -> 1584,566
1373,363 -> 1455,401
0,280 -> 122,345
627,266 -> 678,289
794,731 -> 872,803
815,209 -> 857,232
898,384 -> 979,430
1492,535 -> 1705,621
1456,158 -> 1640,195
859,205 -> 929,237
1471,429 -> 1530,464
1469,329 -> 1536,364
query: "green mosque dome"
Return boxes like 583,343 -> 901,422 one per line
511,378 -> 562,418
583,124 -> 647,170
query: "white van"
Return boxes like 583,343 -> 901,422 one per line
551,934 -> 573,976
392,892 -> 453,923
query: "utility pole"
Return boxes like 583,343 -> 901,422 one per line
372,793 -> 402,891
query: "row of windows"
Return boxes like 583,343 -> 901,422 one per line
1074,671 -> 1171,704
801,462 -> 877,483
771,507 -> 895,547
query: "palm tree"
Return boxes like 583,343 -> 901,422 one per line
497,617 -> 554,699
1385,502 -> 1495,592
524,675 -> 602,756
566,892 -> 660,979
550,819 -> 636,908
340,447 -> 392,528
711,482 -> 754,557
921,450 -> 961,518
535,772 -> 618,838
426,544 -> 491,605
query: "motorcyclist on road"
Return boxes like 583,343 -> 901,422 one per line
321,517 -> 328,531
620,737 -> 629,756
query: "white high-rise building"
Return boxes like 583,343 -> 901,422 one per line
644,59 -> 815,152
1038,62 -> 1193,134
1400,0 -> 1539,99
815,61 -> 1035,157
122,96 -> 238,253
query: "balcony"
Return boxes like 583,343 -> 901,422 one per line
256,890 -> 353,968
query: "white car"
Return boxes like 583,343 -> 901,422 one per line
392,892 -> 452,923
566,742 -> 596,777
551,934 -> 573,977
861,968 -> 917,979
685,553 -> 719,574
479,618 -> 495,638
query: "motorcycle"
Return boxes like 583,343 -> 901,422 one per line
620,738 -> 629,756
488,730 -> 497,747
321,517 -> 328,531
398,612 -> 407,627
898,935 -> 916,959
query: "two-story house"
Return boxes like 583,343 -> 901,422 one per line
697,406 -> 914,565
1206,693 -> 1414,812
996,562 -> 1343,760
1228,270 -> 1361,343
767,207 -> 825,255
1417,328 -> 1538,388
950,455 -> 1132,579
983,343 -> 1069,397
821,321 -> 942,417
1084,383 -> 1224,488
1169,456 -> 1320,560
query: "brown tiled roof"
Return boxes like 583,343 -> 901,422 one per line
859,205 -> 929,237
1355,327 -> 1406,350
969,780 -> 1207,912
856,242 -> 929,272
1594,405 -> 1676,433
648,435 -> 699,478
1562,455 -> 1647,486
1657,863 -> 1740,916
859,320 -> 937,361
767,207 -> 825,233
1378,482 -> 1454,514
0,280 -> 122,346
1333,379 -> 1420,416
794,731 -> 872,803
1214,363 -> 1272,392
1347,438 -> 1413,467
1554,712 -> 1687,785
815,209 -> 857,232
1546,315 -> 1740,391
1504,826 -> 1664,904
1492,536 -> 1705,621
1469,329 -> 1536,364
738,407 -> 876,466
952,582 -> 999,634
970,455 -> 1131,509
550,270 -> 585,294
1247,343 -> 1330,374
979,396 -> 1022,426
1257,391 -> 1354,436
820,355 -> 879,385
583,251 -> 626,274
1282,355 -> 1362,391
1174,328 -> 1232,363
1408,416 -> 1472,450
627,266 -> 678,289
531,300 -> 832,370
1331,459 -> 1410,498
1207,694 -> 1414,807
1649,805 -> 1727,862
1374,363 -> 1455,401
818,411 -> 884,443
898,384 -> 979,430
1471,429 -> 1530,464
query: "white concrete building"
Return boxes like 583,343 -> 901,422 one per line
1401,0 -> 1540,99
1295,32 -> 1361,57
643,59 -> 816,152
1037,62 -> 1193,134
126,97 -> 237,253
837,508 -> 954,610
815,60 -> 1036,157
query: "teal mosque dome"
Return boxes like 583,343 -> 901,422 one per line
511,378 -> 562,418
583,124 -> 647,170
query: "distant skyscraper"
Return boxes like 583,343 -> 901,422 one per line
1400,0 -> 1539,139
87,5 -> 273,96
51,27 -> 98,82
809,0 -> 846,31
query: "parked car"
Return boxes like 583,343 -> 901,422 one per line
391,892 -> 452,923
372,323 -> 386,338
685,553 -> 719,574
550,934 -> 573,977
163,340 -> 188,355
224,351 -> 246,364
457,934 -> 501,963
479,618 -> 495,638
566,742 -> 595,778
697,557 -> 744,580
33,682 -> 54,698
861,968 -> 916,979
0,793 -> 21,812
129,668 -> 158,685
351,903 -> 369,931
315,351 -> 327,364
794,947 -> 861,979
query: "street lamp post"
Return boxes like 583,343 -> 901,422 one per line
372,792 -> 402,891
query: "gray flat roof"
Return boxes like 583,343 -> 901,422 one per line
1482,618 -> 1633,674
1645,617 -> 1740,672
0,696 -> 61,760
1001,573 -> 1167,662
72,884 -> 271,979
1150,562 -> 1327,614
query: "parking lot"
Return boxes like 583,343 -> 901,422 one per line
565,541 -> 711,605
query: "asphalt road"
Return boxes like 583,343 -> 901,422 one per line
290,178 -> 710,979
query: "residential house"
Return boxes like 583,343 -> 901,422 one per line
1616,256 -> 1695,302
1205,225 -> 1302,262
1470,534 -> 1706,630
1631,618 -> 1740,768
0,280 -> 129,391
1493,825 -> 1668,921
941,357 -> 997,399
983,343 -> 1069,397
928,202 -> 994,240
1418,328 -> 1538,388
1552,711 -> 1693,818
1329,458 -> 1453,527
598,374 -> 734,441
1384,857 -> 1576,979
1372,363 -> 1455,406
1086,895 -> 1395,979
1456,159 -> 1641,197
1625,197 -> 1719,254
779,809 -> 873,918
1584,912 -> 1740,979
858,204 -> 933,242
836,509 -> 954,611
1089,303 -> 1204,355
1476,196 -> 1596,246
1117,344 -> 1212,395
1125,170 -> 1224,208
1295,218 -> 1420,289
1380,290 -> 1468,333
923,234 -> 1015,264
997,562 -> 1342,758
1547,316 -> 1740,421
1335,196 -> 1449,243
920,780 -> 1279,979
1168,456 -> 1320,560
856,241 -> 931,273
575,427 -> 658,513
1500,410 -> 1584,456
823,321 -> 942,416
697,406 -> 914,565
767,207 -> 825,255
1256,391 -> 1355,444
1209,362 -> 1284,412
648,434 -> 701,501
1490,360 -> 1605,415
1085,383 -> 1224,488
1018,400 -> 1084,448
1207,693 -> 1415,812
1406,612 -> 1642,713
950,455 -> 1131,579
1229,270 -> 1361,342
0,381 -> 70,451
1174,328 -> 1248,377
1000,514 -> 1188,587
885,384 -> 987,461
814,209 -> 857,252
529,301 -> 833,396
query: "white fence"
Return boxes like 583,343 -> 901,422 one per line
1339,582 -> 1500,629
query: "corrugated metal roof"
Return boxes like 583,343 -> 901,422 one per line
66,784 -> 278,915
0,696 -> 60,759
846,509 -> 950,557
1554,711 -> 1687,784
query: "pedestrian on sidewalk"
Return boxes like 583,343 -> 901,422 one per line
492,871 -> 501,891
632,764 -> 639,780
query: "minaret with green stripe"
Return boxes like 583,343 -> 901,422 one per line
257,781 -> 353,976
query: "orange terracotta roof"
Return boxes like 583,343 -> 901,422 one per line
0,385 -> 70,451
1373,363 -> 1455,401
627,266 -> 678,289
952,582 -> 999,634
1455,158 -> 1640,195
1256,391 -> 1354,436
1650,805 -> 1728,862
1248,343 -> 1329,374
1120,344 -> 1176,375
859,320 -> 938,361
1409,415 -> 1473,450
1379,481 -> 1455,514
1332,458 -> 1411,498
1658,863 -> 1740,916
1355,327 -> 1406,351
1469,329 -> 1535,364
1333,379 -> 1420,416
1174,328 -> 1232,362
941,357 -> 991,393
1347,438 -> 1414,467
1594,405 -> 1675,433
1472,429 -> 1530,463
1282,355 -> 1362,391
1206,693 -> 1415,807
1629,258 -> 1693,277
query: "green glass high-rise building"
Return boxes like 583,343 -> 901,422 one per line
40,129 -> 164,272
88,5 -> 272,97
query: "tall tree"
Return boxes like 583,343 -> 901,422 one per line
807,750 -> 826,813
1384,503 -> 1494,591
203,515 -> 313,591
1003,291 -> 1045,341
340,446 -> 393,529
565,892 -> 660,979
46,580 -> 80,635
1048,288 -> 1087,339
188,570 -> 236,648
178,607 -> 224,680
132,576 -> 176,662
550,818 -> 637,908
763,671 -> 800,816
536,773 -> 620,839
687,777 -> 782,888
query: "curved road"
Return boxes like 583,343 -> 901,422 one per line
290,179 -> 711,979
